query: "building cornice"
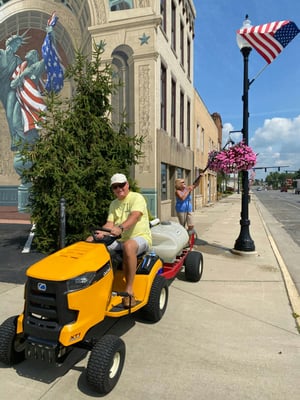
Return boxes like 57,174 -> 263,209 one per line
89,14 -> 161,35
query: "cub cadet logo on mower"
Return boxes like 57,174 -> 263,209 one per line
37,282 -> 47,291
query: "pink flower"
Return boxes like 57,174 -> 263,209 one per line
207,142 -> 256,173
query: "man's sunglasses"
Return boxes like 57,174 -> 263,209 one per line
111,182 -> 127,190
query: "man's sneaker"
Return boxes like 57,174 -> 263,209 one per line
122,294 -> 137,308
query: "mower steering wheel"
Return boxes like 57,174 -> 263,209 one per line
91,227 -> 120,246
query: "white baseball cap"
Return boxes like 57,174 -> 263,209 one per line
110,173 -> 128,186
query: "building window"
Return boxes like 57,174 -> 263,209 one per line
0,0 -> 15,6
196,124 -> 200,151
109,0 -> 133,11
160,0 -> 166,33
187,99 -> 191,147
180,90 -> 184,143
160,63 -> 167,131
111,50 -> 130,127
161,163 -> 167,201
177,167 -> 183,179
187,37 -> 191,78
180,20 -> 184,66
171,1 -> 176,51
171,78 -> 176,137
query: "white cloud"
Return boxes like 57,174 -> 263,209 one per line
222,122 -> 243,147
250,115 -> 300,175
221,116 -> 300,179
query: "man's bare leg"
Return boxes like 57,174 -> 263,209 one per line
122,239 -> 138,295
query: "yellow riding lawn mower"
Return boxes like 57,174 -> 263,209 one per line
0,222 -> 203,394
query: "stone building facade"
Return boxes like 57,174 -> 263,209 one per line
0,0 -> 221,219
193,92 -> 222,209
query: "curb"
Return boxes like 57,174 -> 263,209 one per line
0,219 -> 31,224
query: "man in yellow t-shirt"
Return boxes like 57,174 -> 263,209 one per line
90,173 -> 152,308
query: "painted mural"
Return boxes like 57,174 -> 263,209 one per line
0,12 -> 64,152
0,11 -> 64,209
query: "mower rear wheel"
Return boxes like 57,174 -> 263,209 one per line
184,251 -> 204,282
86,334 -> 125,394
140,274 -> 168,322
0,316 -> 25,365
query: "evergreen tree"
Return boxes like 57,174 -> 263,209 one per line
20,42 -> 143,253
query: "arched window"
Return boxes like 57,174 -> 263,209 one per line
111,46 -> 133,131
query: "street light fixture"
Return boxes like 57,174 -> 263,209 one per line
234,15 -> 255,252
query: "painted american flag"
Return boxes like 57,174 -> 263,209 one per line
237,20 -> 300,64
42,12 -> 64,92
12,61 -> 47,133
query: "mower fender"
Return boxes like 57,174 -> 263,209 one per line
134,258 -> 164,304
105,257 -> 164,317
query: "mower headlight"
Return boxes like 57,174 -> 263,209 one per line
66,272 -> 96,293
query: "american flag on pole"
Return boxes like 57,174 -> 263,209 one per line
237,20 -> 300,64
42,12 -> 64,92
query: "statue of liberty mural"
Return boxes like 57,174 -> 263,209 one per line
0,12 -> 64,210
0,12 -> 64,151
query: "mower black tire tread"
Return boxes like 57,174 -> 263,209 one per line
140,274 -> 168,322
0,316 -> 25,365
86,334 -> 125,394
184,251 -> 204,282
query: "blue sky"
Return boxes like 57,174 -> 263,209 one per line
194,0 -> 300,179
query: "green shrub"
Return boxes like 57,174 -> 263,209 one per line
20,42 -> 143,253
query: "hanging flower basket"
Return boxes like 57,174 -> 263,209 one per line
207,141 -> 257,174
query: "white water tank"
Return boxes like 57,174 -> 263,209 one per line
151,221 -> 189,262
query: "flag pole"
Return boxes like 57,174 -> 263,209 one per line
249,63 -> 269,86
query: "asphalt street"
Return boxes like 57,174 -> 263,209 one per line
255,189 -> 300,246
255,190 -> 300,294
0,224 -> 44,284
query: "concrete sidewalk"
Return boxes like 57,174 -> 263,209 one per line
0,194 -> 300,400
0,206 -> 30,224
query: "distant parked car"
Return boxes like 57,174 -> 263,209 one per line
256,187 -> 263,191
280,186 -> 287,192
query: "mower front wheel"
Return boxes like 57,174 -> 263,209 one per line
0,316 -> 25,365
86,334 -> 126,394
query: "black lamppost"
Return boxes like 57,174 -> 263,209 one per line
234,16 -> 255,252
